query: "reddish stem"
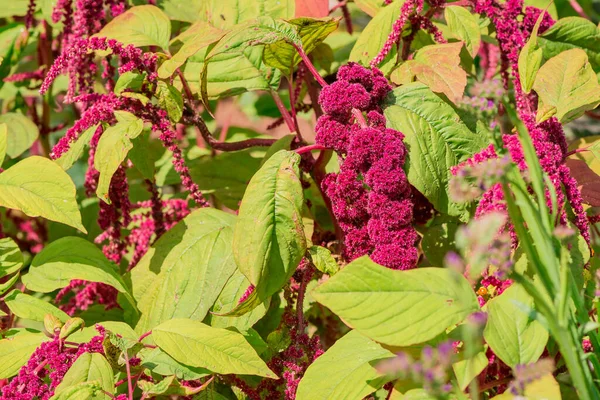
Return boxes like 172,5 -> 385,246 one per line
352,108 -> 367,128
271,89 -> 297,135
124,352 -> 134,400
138,330 -> 152,342
293,44 -> 328,88
568,0 -> 590,18
296,144 -> 329,155
187,115 -> 276,151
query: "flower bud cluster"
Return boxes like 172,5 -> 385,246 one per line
316,63 -> 418,269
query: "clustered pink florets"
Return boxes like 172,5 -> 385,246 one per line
456,0 -> 589,243
316,63 -> 418,269
1,327 -> 105,399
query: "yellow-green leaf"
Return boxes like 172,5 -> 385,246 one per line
0,330 -> 49,379
131,208 -> 237,332
312,256 -> 480,346
392,42 -> 467,103
158,21 -> 225,79
350,0 -> 404,74
54,353 -> 114,400
533,48 -> 600,123
96,5 -> 171,51
296,330 -> 394,400
444,6 -> 481,57
94,111 -> 144,203
55,124 -> 98,171
153,318 -> 277,378
0,156 -> 85,232
4,290 -> 70,323
518,11 -> 545,93
0,123 -> 7,166
0,112 -> 40,159
263,17 -> 339,76
483,284 -> 548,368
232,150 -> 306,313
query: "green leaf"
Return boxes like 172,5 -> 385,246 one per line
350,0 -> 404,74
189,148 -> 263,209
114,72 -> 145,95
156,81 -> 184,123
140,347 -> 210,380
354,0 -> 387,17
181,46 -> 281,100
158,21 -> 226,79
444,6 -> 481,57
0,237 -> 23,278
69,322 -> 137,344
59,318 -> 86,340
421,220 -> 458,266
533,48 -> 600,123
263,17 -> 339,76
23,237 -> 135,309
0,330 -> 48,379
483,284 -> 548,368
391,42 -> 467,103
131,208 -> 237,332
307,245 -> 339,275
0,123 -> 7,166
49,381 -> 101,400
261,134 -> 295,165
312,256 -> 480,346
207,268 -> 270,331
94,111 -> 144,202
296,330 -> 394,400
539,17 -> 600,72
233,150 -> 306,311
206,0 -> 295,29
156,0 -> 204,22
518,11 -> 544,93
565,135 -> 600,206
0,156 -> 86,232
55,124 -> 99,171
95,5 -> 171,51
383,83 -> 486,220
0,112 -> 40,159
452,351 -> 488,391
54,353 -> 114,400
200,17 -> 299,102
4,290 -> 70,323
0,272 -> 20,296
152,318 -> 276,378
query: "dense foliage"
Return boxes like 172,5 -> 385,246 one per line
1,0 -> 600,398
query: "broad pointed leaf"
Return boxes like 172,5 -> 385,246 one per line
444,6 -> 481,57
296,330 -> 394,400
131,208 -> 237,332
153,318 -> 276,378
54,353 -> 114,400
0,330 -> 49,379
96,5 -> 171,51
233,150 -> 306,312
0,112 -> 39,159
483,284 -> 548,368
383,83 -> 486,220
0,156 -> 85,232
312,256 -> 479,346
533,48 -> 600,123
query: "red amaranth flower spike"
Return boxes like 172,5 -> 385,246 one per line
315,63 -> 418,269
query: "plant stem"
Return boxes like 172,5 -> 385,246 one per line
138,330 -> 152,342
186,114 -> 277,151
270,89 -> 297,135
296,144 -> 328,155
568,0 -> 590,19
293,44 -> 328,87
124,352 -> 134,400
352,108 -> 367,128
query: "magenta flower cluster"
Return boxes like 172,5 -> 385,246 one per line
1,326 -> 105,399
455,0 -> 590,243
316,63 -> 418,270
